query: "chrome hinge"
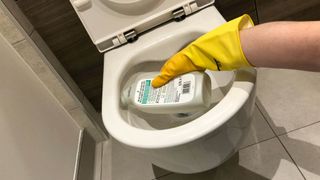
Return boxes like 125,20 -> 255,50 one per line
172,2 -> 200,22
172,7 -> 186,22
124,29 -> 138,43
112,29 -> 138,48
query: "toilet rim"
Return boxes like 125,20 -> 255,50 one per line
101,6 -> 256,149
102,68 -> 256,149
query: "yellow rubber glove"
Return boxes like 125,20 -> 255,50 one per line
152,14 -> 254,88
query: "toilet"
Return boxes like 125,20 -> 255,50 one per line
70,0 -> 257,174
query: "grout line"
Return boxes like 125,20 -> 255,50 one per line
68,105 -> 82,111
275,136 -> 307,180
256,101 -> 307,180
238,102 -> 277,150
28,28 -> 35,36
239,136 -> 276,150
11,38 -> 25,46
277,120 -> 320,137
152,172 -> 173,180
255,99 -> 277,135
253,0 -> 260,24
99,143 -> 104,180
73,129 -> 84,180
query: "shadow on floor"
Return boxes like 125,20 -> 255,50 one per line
152,152 -> 270,180
151,98 -> 320,179
257,98 -> 320,179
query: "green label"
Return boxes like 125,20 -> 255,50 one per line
142,80 -> 151,104
135,74 -> 195,105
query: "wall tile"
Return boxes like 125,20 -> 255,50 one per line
13,40 -> 81,110
83,96 -> 108,135
0,6 -> 24,44
30,30 -> 85,102
215,0 -> 257,23
281,2 -> 320,21
1,0 -> 33,34
256,0 -> 320,22
16,0 -> 104,111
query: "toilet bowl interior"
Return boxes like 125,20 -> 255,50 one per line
120,68 -> 234,130
117,30 -> 235,130
100,0 -> 165,15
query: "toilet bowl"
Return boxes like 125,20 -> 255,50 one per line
70,0 -> 256,174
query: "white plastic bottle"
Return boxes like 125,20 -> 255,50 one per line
121,71 -> 212,114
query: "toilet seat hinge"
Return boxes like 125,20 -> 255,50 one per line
172,7 -> 186,22
124,29 -> 138,43
112,29 -> 138,48
172,2 -> 200,22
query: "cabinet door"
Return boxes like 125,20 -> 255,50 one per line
256,0 -> 320,22
0,34 -> 81,180
215,0 -> 258,24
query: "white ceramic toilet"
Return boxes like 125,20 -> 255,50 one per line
70,0 -> 257,173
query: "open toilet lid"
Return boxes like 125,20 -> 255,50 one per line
70,0 -> 214,52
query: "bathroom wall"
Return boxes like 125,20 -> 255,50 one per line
15,0 -> 104,110
0,0 -> 107,141
0,2 -> 106,179
215,0 -> 258,24
256,0 -> 320,22
0,21 -> 81,180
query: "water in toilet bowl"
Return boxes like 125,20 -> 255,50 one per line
118,64 -> 235,130
121,71 -> 212,114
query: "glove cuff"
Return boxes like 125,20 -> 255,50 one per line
218,14 -> 255,69
184,14 -> 255,70
236,14 -> 255,67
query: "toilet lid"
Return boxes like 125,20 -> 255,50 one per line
70,0 -> 214,52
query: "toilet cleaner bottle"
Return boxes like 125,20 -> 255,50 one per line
121,71 -> 212,114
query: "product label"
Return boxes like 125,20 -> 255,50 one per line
134,74 -> 195,105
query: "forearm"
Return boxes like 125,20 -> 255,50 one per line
240,21 -> 320,71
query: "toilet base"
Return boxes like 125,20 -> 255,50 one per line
120,89 -> 256,174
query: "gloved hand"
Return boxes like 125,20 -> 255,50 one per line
152,14 -> 254,88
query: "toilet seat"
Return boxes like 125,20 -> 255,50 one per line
101,6 -> 256,149
70,0 -> 215,51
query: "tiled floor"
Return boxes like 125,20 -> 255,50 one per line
100,68 -> 320,180
257,68 -> 320,135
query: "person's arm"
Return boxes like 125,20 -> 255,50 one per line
241,21 -> 320,71
152,15 -> 320,88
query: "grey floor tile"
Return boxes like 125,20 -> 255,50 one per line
279,122 -> 320,180
101,139 -> 170,180
157,138 -> 304,180
257,68 -> 320,135
239,103 -> 275,149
